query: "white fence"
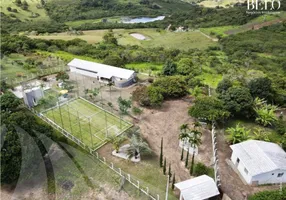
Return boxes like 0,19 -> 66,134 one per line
30,106 -> 159,200
92,151 -> 160,200
211,123 -> 221,187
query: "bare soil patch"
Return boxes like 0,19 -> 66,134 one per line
138,100 -> 213,182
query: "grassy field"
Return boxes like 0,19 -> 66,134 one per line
66,16 -> 123,27
42,98 -> 132,150
1,0 -> 49,21
30,29 -> 217,50
200,25 -> 240,38
198,0 -> 240,7
1,54 -> 30,79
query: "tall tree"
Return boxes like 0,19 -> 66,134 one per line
160,137 -> 163,167
189,130 -> 202,175
0,92 -> 21,111
189,96 -> 230,123
185,148 -> 189,168
216,79 -> 232,94
248,77 -> 274,102
162,60 -> 177,76
219,86 -> 254,117
168,163 -> 172,182
117,97 -> 132,115
172,173 -> 176,190
163,158 -> 167,175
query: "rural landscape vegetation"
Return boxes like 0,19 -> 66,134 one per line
1,0 -> 286,200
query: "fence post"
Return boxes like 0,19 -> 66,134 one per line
119,168 -> 121,175
103,157 -> 106,163
146,187 -> 149,194
127,174 -> 131,182
111,162 -> 113,169
137,180 -> 140,188
96,152 -> 99,158
157,194 -> 160,200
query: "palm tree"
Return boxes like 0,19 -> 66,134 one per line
107,134 -> 126,153
193,121 -> 201,130
179,124 -> 190,146
127,135 -> 152,159
189,129 -> 202,175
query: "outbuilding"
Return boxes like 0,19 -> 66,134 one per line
68,58 -> 136,88
174,175 -> 219,200
230,140 -> 286,185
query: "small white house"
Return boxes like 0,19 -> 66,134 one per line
68,58 -> 136,88
174,175 -> 220,200
230,140 -> 286,185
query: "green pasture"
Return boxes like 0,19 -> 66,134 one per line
43,98 -> 132,149
1,0 -> 49,21
30,28 -> 217,50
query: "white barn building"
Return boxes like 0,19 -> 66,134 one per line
174,175 -> 219,200
230,140 -> 286,185
68,58 -> 136,88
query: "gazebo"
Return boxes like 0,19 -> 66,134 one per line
174,175 -> 219,200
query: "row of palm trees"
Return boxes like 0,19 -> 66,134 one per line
179,122 -> 202,175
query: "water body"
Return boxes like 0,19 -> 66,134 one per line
122,16 -> 165,24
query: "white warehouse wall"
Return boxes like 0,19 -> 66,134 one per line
231,152 -> 252,184
70,66 -> 98,79
251,169 -> 286,185
231,152 -> 286,185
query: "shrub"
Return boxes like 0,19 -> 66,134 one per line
274,119 -> 286,135
7,7 -> 12,12
249,189 -> 286,200
193,162 -> 213,177
147,86 -> 164,107
152,76 -> 188,99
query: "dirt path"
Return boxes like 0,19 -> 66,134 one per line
138,100 -> 213,182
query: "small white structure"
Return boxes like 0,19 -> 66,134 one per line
230,140 -> 286,185
175,175 -> 219,200
68,58 -> 136,88
179,140 -> 198,155
23,87 -> 44,108
111,144 -> 140,163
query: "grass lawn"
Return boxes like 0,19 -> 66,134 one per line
42,98 -> 132,150
1,54 -> 30,79
200,26 -> 240,37
117,29 -> 217,50
99,144 -> 177,200
125,62 -> 163,74
30,29 -> 217,50
1,0 -> 49,21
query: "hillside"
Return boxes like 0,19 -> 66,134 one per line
1,0 -> 49,21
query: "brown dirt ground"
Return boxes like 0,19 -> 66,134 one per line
137,100 -> 213,182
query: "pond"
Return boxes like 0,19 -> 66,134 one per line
122,16 -> 165,24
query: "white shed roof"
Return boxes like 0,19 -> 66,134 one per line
68,58 -> 135,80
174,175 -> 219,200
230,140 -> 286,176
